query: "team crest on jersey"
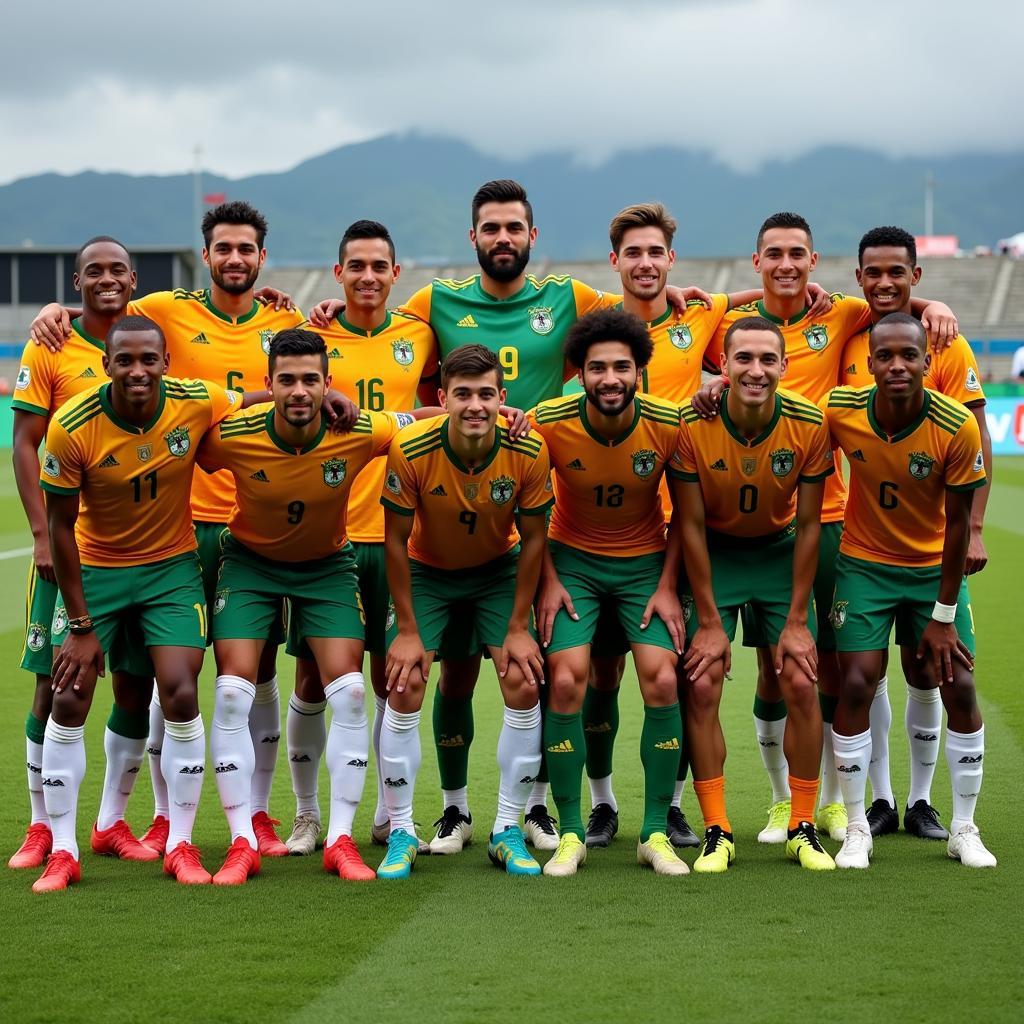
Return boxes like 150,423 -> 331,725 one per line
803,324 -> 829,351
830,600 -> 848,629
137,444 -> 153,462
52,607 -> 68,636
770,448 -> 795,477
385,470 -> 402,495
322,457 -> 347,488
165,426 -> 191,457
965,368 -> 981,392
213,589 -> 228,615
631,449 -> 657,478
42,452 -> 60,478
668,325 -> 694,351
742,457 -> 758,477
391,339 -> 415,366
15,365 -> 30,391
489,475 -> 516,506
26,622 -> 48,652
259,329 -> 275,355
528,306 -> 554,335
973,449 -> 984,473
464,482 -> 480,500
908,451 -> 935,480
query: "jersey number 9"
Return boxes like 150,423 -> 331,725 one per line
499,346 -> 519,382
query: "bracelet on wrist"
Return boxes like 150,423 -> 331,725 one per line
931,602 -> 957,624
68,614 -> 94,635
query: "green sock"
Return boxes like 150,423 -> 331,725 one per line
753,695 -> 788,721
432,690 -> 474,790
640,702 -> 683,842
26,712 -> 46,745
818,693 -> 838,726
107,705 -> 150,739
543,709 -> 586,840
582,686 -> 619,780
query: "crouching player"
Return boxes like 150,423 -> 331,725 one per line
380,344 -> 552,879
671,316 -> 835,872
825,312 -> 994,869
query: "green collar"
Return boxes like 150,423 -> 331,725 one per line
99,380 -> 166,434
579,394 -> 641,447
756,300 -> 809,327
336,309 -> 392,337
720,388 -> 781,448
867,386 -> 930,442
473,276 -> 531,304
201,289 -> 260,325
441,417 -> 500,474
71,318 -> 106,352
266,408 -> 327,454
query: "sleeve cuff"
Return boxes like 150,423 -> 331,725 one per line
518,497 -> 555,516
40,481 -> 79,495
667,468 -> 698,482
380,497 -> 414,515
799,467 -> 835,483
947,479 -> 986,492
10,400 -> 47,416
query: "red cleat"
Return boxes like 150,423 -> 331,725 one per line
324,835 -> 376,881
139,815 -> 170,856
91,820 -> 160,862
32,850 -> 81,893
163,841 -> 212,885
9,822 -> 53,869
252,811 -> 289,857
212,837 -> 261,886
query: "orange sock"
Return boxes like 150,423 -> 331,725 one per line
789,775 -> 820,831
693,776 -> 731,833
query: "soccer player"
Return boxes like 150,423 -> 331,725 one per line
671,316 -> 836,872
825,313 -> 994,869
840,226 -> 993,840
531,309 -> 687,878
32,315 -> 243,892
9,236 -> 158,869
380,344 -> 553,878
197,328 -> 421,884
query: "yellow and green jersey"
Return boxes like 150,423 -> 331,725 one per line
381,415 -> 553,571
401,273 -> 616,408
824,386 -> 986,567
670,388 -> 833,539
40,378 -> 238,567
305,309 -> 438,544
12,319 -> 107,419
528,394 -> 681,557
197,406 -> 403,563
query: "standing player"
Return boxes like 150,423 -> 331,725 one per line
531,309 -> 687,878
840,226 -> 993,839
671,317 -> 835,872
379,344 -> 553,878
32,315 -> 242,892
825,313 -> 994,869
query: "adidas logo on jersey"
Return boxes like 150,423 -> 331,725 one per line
190,332 -> 210,345
850,449 -> 866,462
711,458 -> 727,471
97,454 -> 119,468
250,469 -> 270,482
547,739 -> 575,753
430,484 -> 448,496
77,367 -> 98,379
457,315 -> 478,327
654,737 -> 680,751
565,458 -> 586,470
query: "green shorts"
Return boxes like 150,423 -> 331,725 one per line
740,521 -> 840,650
546,542 -> 675,655
214,534 -> 365,648
682,529 -> 814,647
386,551 -> 521,656
22,563 -> 58,675
52,551 -> 207,674
830,554 -> 975,654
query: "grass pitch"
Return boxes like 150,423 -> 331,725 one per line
0,460 -> 1022,1024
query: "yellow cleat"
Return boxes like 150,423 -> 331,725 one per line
786,821 -> 836,871
693,826 -> 735,873
815,802 -> 848,842
542,833 -> 587,877
757,800 -> 791,844
637,832 -> 689,876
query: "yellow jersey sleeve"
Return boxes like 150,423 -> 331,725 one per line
945,411 -> 986,491
399,284 -> 433,325
570,279 -> 608,317
12,340 -> 59,417
928,336 -> 986,406
38,399 -> 87,493
840,330 -> 872,388
517,440 -> 553,514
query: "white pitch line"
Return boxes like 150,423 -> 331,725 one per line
0,546 -> 33,560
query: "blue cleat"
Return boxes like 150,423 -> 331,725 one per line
376,828 -> 419,879
487,826 -> 542,876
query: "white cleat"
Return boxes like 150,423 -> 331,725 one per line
429,806 -> 474,854
947,824 -> 997,868
524,804 -> 560,851
637,833 -> 690,876
371,818 -> 430,855
757,800 -> 791,844
285,813 -> 322,855
835,822 -> 873,869
542,833 -> 587,877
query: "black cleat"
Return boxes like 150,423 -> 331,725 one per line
903,800 -> 949,841
666,806 -> 700,849
585,803 -> 619,848
867,798 -> 899,837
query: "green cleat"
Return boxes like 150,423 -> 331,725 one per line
488,826 -> 541,876
376,828 -> 418,879
693,825 -> 736,874
785,821 -> 836,871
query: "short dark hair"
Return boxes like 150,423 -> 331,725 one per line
75,235 -> 131,273
871,311 -> 926,350
723,315 -> 786,356
756,211 -> 813,252
471,179 -> 533,229
858,225 -> 917,267
107,314 -> 165,351
563,309 -> 654,371
609,203 -> 677,253
268,327 -> 328,375
440,344 -> 504,389
338,219 -> 396,265
202,200 -> 268,249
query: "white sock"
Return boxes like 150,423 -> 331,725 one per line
324,673 -> 369,845
946,725 -> 985,831
868,676 -> 895,808
906,684 -> 942,806
26,734 -> 48,826
494,703 -> 542,835
372,695 -> 389,827
672,779 -> 686,807
527,780 -> 549,809
147,691 -> 169,819
249,677 -> 280,816
162,715 -> 206,850
588,774 -> 617,812
212,676 -> 258,847
441,786 -> 470,816
96,727 -> 146,831
819,724 -> 843,807
831,727 -> 871,828
41,720 -> 86,858
753,713 -> 790,803
379,703 -> 421,832
287,694 -> 326,819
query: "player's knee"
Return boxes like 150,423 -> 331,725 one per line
438,659 -> 478,699
50,688 -> 86,728
327,675 -> 366,727
840,671 -> 874,713
944,670 -> 978,717
686,674 -> 721,716
499,671 -> 536,709
547,663 -> 584,711
589,655 -> 624,691
644,662 -> 679,706
780,670 -> 817,716
159,679 -> 199,721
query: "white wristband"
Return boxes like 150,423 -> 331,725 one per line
932,601 -> 957,623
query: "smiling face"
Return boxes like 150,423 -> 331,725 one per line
74,240 -> 135,317
103,328 -> 168,412
580,340 -> 639,417
334,236 -> 399,317
268,353 -> 328,428
722,328 -> 786,410
857,245 -> 921,318
440,369 -> 505,443
868,321 -> 929,400
204,222 -> 265,295
611,225 -> 675,302
753,226 -> 818,302
470,201 -> 536,283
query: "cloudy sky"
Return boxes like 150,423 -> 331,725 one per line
2,0 -> 1020,185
